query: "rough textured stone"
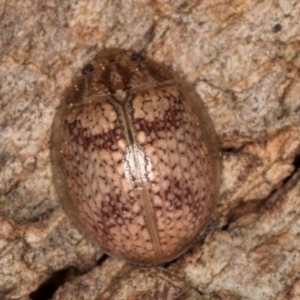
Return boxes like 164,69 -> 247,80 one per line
53,259 -> 204,300
171,171 -> 300,299
0,0 -> 300,299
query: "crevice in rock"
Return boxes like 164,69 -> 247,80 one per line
228,161 -> 300,226
293,153 -> 300,170
221,224 -> 229,231
29,267 -> 81,300
97,253 -> 109,265
227,199 -> 264,224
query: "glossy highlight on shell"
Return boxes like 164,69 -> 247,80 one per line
51,49 -> 221,265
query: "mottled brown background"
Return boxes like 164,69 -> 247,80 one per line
0,0 -> 300,299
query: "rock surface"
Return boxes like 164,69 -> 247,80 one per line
0,0 -> 300,299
